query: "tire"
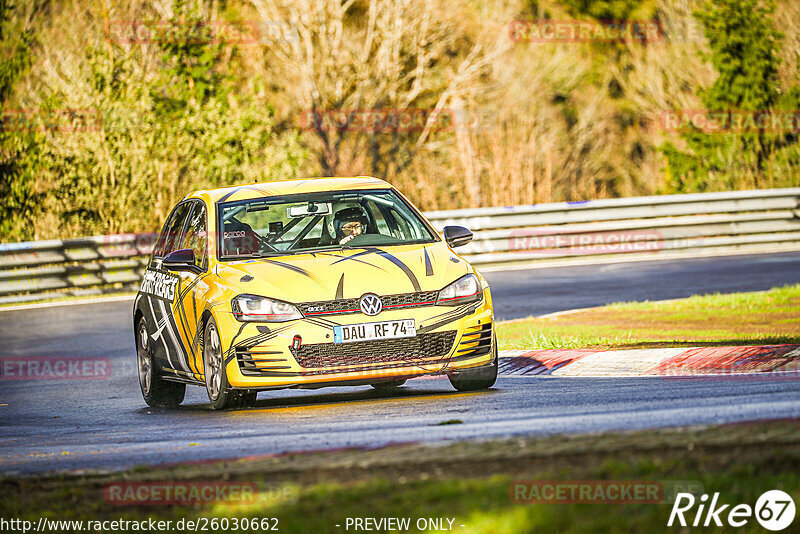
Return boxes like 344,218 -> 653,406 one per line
448,334 -> 498,391
203,317 -> 257,410
136,316 -> 185,408
240,390 -> 258,407
371,379 -> 407,392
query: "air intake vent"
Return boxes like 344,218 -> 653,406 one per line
456,323 -> 493,357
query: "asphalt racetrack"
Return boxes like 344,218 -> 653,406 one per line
2,252 -> 800,475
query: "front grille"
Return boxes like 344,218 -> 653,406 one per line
291,330 -> 457,368
298,291 -> 439,316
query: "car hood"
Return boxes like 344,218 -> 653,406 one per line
217,242 -> 470,303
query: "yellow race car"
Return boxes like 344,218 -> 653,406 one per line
133,176 -> 496,409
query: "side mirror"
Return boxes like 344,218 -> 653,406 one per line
162,248 -> 200,273
443,226 -> 473,248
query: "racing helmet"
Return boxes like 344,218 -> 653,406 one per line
327,203 -> 369,241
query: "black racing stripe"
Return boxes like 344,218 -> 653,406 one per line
330,249 -> 376,265
303,317 -> 339,330
218,184 -> 274,203
224,324 -> 293,363
321,251 -> 388,271
233,325 -> 290,351
191,318 -> 204,355
420,306 -> 466,327
262,258 -> 312,276
255,188 -> 284,199
329,247 -> 422,291
303,321 -> 333,331
310,315 -> 342,326
142,293 -> 174,304
161,300 -> 192,373
178,274 -> 204,301
190,292 -> 203,358
144,296 -> 170,367
289,179 -> 312,189
335,273 -> 344,299
260,258 -> 328,290
417,317 -> 457,336
227,321 -> 249,350
417,303 -> 480,334
176,274 -> 210,375
373,249 -> 421,292
423,247 -> 433,276
218,186 -> 244,203
173,276 -> 189,338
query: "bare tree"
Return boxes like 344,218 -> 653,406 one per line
250,0 -> 510,206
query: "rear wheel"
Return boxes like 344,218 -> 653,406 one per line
448,334 -> 498,391
136,316 -> 185,408
203,318 -> 257,410
371,379 -> 407,393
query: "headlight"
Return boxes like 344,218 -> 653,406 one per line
231,294 -> 303,322
436,274 -> 482,306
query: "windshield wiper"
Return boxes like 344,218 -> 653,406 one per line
223,252 -> 265,259
316,244 -> 363,252
223,244 -> 368,260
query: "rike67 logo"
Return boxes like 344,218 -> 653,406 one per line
669,490 -> 795,531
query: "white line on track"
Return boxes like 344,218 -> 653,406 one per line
0,295 -> 135,312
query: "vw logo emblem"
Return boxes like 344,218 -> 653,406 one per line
359,293 -> 383,316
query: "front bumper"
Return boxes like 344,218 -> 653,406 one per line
218,289 -> 495,389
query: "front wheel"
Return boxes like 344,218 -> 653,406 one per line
203,317 -> 257,410
136,316 -> 185,408
448,334 -> 498,391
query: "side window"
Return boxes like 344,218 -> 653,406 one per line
159,202 -> 193,257
365,200 -> 391,236
384,207 -> 412,240
181,202 -> 207,269
153,206 -> 179,258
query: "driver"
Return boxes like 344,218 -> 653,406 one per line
332,206 -> 368,245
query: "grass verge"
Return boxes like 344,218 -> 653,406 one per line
496,284 -> 800,351
1,421 -> 798,533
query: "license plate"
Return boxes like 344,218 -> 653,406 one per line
333,319 -> 416,344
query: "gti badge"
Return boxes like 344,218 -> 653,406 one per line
359,293 -> 383,316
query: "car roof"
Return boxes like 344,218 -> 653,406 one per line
186,176 -> 392,204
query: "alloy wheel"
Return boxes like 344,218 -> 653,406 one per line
204,324 -> 223,400
137,321 -> 152,395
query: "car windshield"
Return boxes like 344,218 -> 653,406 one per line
218,189 -> 438,258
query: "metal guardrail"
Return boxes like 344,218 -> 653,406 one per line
1,188 -> 799,304
426,187 -> 800,265
0,235 -> 154,304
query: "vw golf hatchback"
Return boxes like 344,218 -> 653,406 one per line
133,176 -> 496,409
